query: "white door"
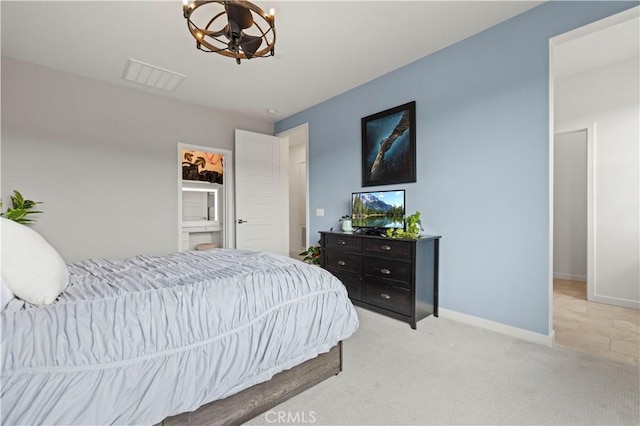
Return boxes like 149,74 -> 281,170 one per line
235,129 -> 289,255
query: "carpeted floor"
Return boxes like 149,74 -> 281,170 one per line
246,307 -> 640,425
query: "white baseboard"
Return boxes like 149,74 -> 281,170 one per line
438,308 -> 554,347
553,272 -> 586,282
590,294 -> 640,310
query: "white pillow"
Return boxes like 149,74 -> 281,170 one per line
1,278 -> 15,312
1,218 -> 69,306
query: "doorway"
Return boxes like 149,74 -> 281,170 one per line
277,123 -> 310,259
549,7 -> 640,365
177,143 -> 234,251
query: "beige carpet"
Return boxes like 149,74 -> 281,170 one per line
246,307 -> 640,425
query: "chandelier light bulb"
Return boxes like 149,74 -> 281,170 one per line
269,8 -> 275,16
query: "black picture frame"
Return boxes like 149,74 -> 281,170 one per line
361,101 -> 416,187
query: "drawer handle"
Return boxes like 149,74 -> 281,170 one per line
380,268 -> 391,275
337,240 -> 346,245
380,293 -> 391,300
380,244 -> 392,251
337,260 -> 346,266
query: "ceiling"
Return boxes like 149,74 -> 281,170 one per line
1,1 -> 543,121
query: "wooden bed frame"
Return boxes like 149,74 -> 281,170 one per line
161,342 -> 343,426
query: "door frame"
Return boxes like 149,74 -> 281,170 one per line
177,143 -> 235,250
276,123 -> 310,251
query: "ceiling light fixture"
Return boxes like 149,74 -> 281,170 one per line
182,0 -> 276,65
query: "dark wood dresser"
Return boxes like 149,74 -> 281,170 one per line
319,231 -> 440,329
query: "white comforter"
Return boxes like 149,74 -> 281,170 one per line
1,249 -> 359,425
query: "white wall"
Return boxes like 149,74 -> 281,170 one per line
288,142 -> 306,257
553,130 -> 587,282
555,57 -> 640,309
555,58 -> 639,124
1,58 -> 273,263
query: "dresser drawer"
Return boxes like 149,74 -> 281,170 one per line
330,272 -> 362,301
362,239 -> 412,260
364,281 -> 411,316
363,258 -> 411,286
325,235 -> 361,253
325,251 -> 361,274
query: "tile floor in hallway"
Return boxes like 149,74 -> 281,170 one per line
554,279 -> 639,366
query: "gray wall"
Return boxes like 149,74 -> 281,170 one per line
275,1 -> 636,335
1,58 -> 273,263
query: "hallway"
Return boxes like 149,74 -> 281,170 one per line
554,279 -> 639,366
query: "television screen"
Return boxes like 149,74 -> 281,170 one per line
351,189 -> 405,229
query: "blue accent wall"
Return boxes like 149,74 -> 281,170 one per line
275,1 -> 637,335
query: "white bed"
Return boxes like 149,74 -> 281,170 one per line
1,248 -> 359,425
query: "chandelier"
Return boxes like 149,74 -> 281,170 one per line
182,0 -> 276,65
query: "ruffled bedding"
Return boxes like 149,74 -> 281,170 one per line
1,249 -> 359,425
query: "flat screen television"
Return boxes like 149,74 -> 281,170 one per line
351,189 -> 405,230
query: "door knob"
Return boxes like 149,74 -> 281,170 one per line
237,219 -> 248,224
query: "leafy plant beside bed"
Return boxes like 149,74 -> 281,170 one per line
0,190 -> 43,224
299,244 -> 321,265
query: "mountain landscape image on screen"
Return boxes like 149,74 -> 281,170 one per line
352,191 -> 405,228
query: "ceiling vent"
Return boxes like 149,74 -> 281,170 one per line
122,58 -> 185,92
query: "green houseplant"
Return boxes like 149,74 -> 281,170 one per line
299,244 -> 321,265
385,211 -> 423,239
0,190 -> 43,224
